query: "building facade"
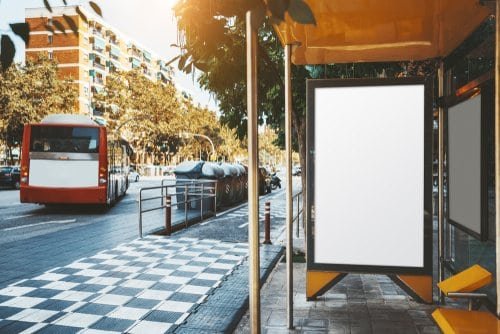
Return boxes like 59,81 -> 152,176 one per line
25,6 -> 171,115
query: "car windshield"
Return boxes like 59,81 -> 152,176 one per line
0,167 -> 11,173
30,126 -> 100,153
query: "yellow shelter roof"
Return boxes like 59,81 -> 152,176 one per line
273,0 -> 493,64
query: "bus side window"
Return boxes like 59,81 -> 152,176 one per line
33,141 -> 43,151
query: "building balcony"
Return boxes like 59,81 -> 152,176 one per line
128,49 -> 142,59
92,29 -> 104,38
93,77 -> 104,85
93,46 -> 106,55
93,62 -> 106,71
109,53 -> 120,61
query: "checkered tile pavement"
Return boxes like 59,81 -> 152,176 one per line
0,236 -> 247,334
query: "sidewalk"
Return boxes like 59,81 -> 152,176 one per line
235,227 -> 440,333
0,191 -> 286,333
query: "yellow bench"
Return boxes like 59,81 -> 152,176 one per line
432,264 -> 499,334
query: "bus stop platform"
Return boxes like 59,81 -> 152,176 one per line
0,235 -> 283,334
236,230 -> 441,334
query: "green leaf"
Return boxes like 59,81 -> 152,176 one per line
89,1 -> 102,17
1,35 -> 15,70
178,54 -> 188,70
43,0 -> 53,13
193,60 -> 210,72
9,23 -> 30,45
288,0 -> 316,25
45,24 -> 55,34
53,20 -> 67,35
268,0 -> 289,22
76,7 -> 88,23
164,55 -> 180,67
62,14 -> 78,35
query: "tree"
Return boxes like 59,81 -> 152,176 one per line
94,68 -> 182,164
0,55 -> 78,163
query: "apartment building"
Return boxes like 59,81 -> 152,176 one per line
25,6 -> 171,115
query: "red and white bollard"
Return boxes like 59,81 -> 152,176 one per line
263,201 -> 271,244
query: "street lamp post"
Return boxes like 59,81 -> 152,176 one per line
179,132 -> 215,161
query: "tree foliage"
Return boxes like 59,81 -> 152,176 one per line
94,69 -> 244,163
0,55 -> 78,162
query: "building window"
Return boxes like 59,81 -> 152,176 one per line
48,51 -> 53,60
48,35 -> 53,45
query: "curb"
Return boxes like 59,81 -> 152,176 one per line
174,244 -> 284,333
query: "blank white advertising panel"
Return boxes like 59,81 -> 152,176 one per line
314,84 -> 425,268
29,159 -> 99,187
448,95 -> 482,236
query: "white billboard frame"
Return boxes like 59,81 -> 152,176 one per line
306,78 -> 433,275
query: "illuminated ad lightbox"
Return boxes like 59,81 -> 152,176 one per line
447,83 -> 493,241
306,78 -> 433,275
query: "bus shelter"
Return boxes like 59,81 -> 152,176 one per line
244,0 -> 499,332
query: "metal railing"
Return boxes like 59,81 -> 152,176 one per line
292,190 -> 303,238
138,179 -> 217,238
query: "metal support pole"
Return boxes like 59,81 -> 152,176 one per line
138,190 -> 143,238
201,183 -> 204,220
246,10 -> 260,333
184,184 -> 188,228
438,61 -> 445,305
495,0 -> 500,317
165,196 -> 172,236
264,201 -> 271,244
285,43 -> 294,330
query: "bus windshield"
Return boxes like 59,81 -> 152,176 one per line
30,126 -> 100,153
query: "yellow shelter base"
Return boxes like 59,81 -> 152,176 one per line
389,274 -> 433,304
432,308 -> 500,334
306,271 -> 347,301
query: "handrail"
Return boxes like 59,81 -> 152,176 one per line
292,190 -> 303,238
138,179 -> 218,238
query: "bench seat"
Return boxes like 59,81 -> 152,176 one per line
432,308 -> 499,334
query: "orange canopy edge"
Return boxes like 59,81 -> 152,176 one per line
272,0 -> 493,65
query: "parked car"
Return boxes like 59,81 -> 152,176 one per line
128,167 -> 140,182
0,166 -> 20,189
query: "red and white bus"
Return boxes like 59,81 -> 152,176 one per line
20,114 -> 130,205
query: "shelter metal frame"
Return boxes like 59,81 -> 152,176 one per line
244,2 -> 500,333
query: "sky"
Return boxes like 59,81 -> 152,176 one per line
0,0 -> 218,111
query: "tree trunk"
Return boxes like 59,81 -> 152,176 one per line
296,121 -> 307,226
8,146 -> 14,166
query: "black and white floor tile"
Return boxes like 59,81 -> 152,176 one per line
0,237 -> 247,334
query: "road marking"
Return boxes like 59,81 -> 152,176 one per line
4,214 -> 35,220
238,222 -> 248,229
1,219 -> 77,231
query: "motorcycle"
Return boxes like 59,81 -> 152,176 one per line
270,173 -> 281,190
